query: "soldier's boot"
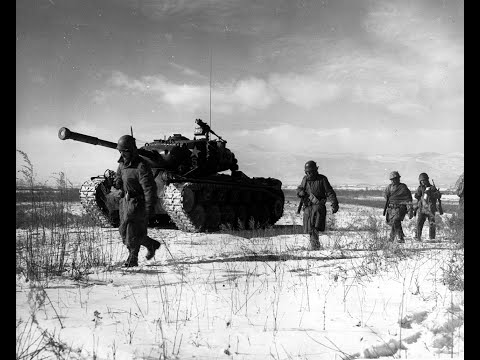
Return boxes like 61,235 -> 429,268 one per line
429,226 -> 436,240
123,247 -> 139,267
389,228 -> 395,242
309,231 -> 322,250
145,237 -> 161,260
396,226 -> 405,243
415,226 -> 422,241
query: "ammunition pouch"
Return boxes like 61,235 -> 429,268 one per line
388,202 -> 410,209
304,196 -> 326,207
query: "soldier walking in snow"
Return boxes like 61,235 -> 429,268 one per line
383,171 -> 414,243
455,172 -> 464,214
414,172 -> 442,241
297,160 -> 339,250
115,135 -> 161,267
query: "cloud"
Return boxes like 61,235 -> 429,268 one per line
109,71 -> 277,113
103,0 -> 462,125
363,1 -> 464,93
269,73 -> 342,108
92,90 -> 108,104
230,77 -> 277,109
169,62 -> 207,79
231,125 -> 464,155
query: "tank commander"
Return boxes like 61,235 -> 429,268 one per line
296,160 -> 339,250
383,171 -> 414,243
115,134 -> 161,267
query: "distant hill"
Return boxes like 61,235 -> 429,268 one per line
235,150 -> 464,190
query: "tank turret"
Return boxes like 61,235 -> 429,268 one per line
58,123 -> 239,176
58,119 -> 284,233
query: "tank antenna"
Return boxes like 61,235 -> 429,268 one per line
209,49 -> 212,128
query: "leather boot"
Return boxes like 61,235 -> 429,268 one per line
396,226 -> 405,243
416,226 -> 422,241
429,226 -> 436,240
389,229 -> 395,242
123,247 -> 139,267
145,238 -> 161,260
309,231 -> 322,250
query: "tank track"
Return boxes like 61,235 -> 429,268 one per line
79,178 -> 117,227
78,176 -> 285,233
162,181 -> 284,233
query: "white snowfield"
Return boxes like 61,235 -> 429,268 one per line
16,202 -> 464,359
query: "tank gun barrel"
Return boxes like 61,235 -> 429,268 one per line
58,127 -> 118,149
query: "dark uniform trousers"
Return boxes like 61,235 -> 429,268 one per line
118,195 -> 157,261
303,202 -> 327,250
416,210 -> 436,240
386,204 -> 407,241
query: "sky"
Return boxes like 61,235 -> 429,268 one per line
16,0 -> 464,187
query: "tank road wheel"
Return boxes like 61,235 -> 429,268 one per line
205,205 -> 221,231
188,204 -> 206,232
256,204 -> 270,227
182,187 -> 196,213
216,190 -> 226,203
220,205 -> 236,229
201,188 -> 213,202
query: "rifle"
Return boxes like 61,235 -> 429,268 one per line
432,179 -> 444,215
383,196 -> 389,216
297,197 -> 305,214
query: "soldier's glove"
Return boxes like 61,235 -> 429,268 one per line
332,203 -> 339,214
297,189 -> 306,198
114,176 -> 123,190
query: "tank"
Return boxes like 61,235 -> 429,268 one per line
58,119 -> 284,232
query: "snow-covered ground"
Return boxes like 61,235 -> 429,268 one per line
16,200 -> 464,359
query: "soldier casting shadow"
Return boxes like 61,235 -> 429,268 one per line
296,161 -> 339,250
455,172 -> 464,215
414,172 -> 443,241
114,135 -> 161,267
383,171 -> 414,243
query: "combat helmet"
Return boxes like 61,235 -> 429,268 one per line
389,171 -> 400,180
304,160 -> 318,171
116,135 -> 137,151
418,172 -> 429,181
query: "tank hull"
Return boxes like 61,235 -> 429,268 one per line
79,170 -> 284,232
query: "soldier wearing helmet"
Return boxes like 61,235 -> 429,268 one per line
455,172 -> 464,215
115,135 -> 161,267
413,172 -> 442,241
383,171 -> 413,243
296,160 -> 339,250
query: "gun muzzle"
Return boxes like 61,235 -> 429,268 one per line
58,127 -> 118,149
58,127 -> 72,140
